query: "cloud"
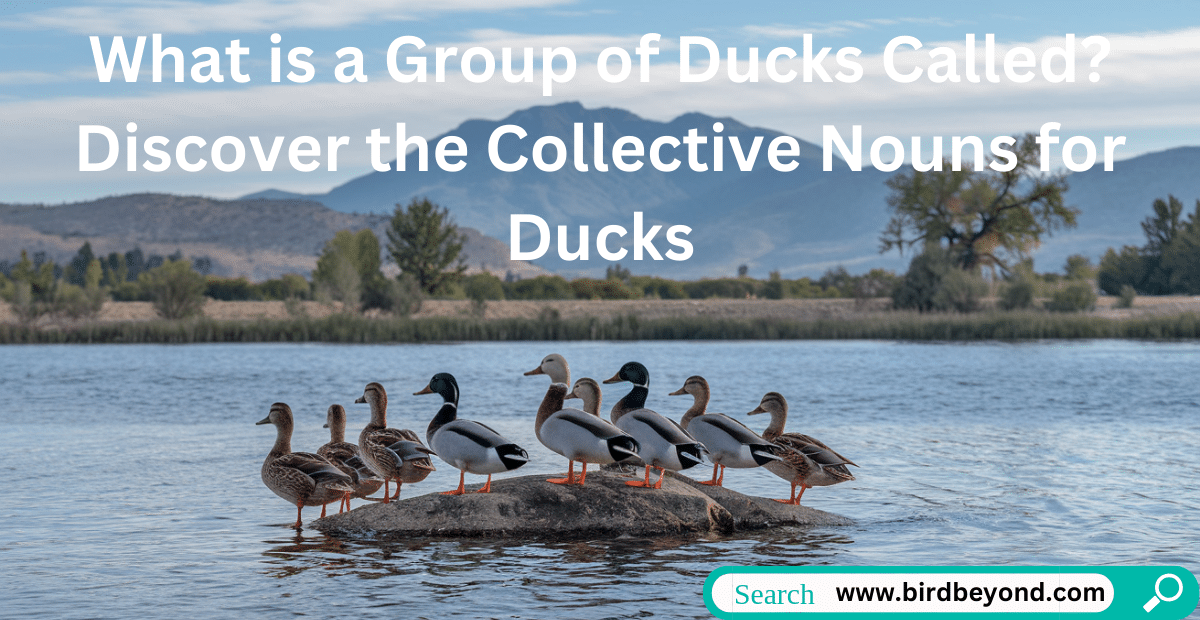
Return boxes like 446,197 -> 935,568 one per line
0,0 -> 573,34
743,16 -> 963,39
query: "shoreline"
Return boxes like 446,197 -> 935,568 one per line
2,298 -> 1199,343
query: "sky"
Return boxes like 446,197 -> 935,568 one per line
1,0 -> 1199,204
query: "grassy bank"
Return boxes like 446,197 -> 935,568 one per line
3,311 -> 1200,344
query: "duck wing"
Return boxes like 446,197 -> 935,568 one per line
277,452 -> 355,492
782,433 -> 858,467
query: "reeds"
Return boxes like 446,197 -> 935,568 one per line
2,311 -> 1199,344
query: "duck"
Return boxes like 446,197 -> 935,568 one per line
354,382 -> 436,503
525,353 -> 640,485
565,377 -> 603,417
257,402 -> 355,530
747,392 -> 858,505
415,372 -> 529,494
318,404 -> 383,512
669,375 -> 783,487
604,361 -> 705,489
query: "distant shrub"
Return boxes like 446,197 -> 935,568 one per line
1045,281 -> 1098,313
259,274 -> 310,301
892,247 -> 953,311
570,278 -> 637,300
629,276 -> 687,299
683,278 -> 761,299
205,276 -> 262,301
463,273 -> 506,301
140,260 -> 206,319
1116,284 -> 1136,309
109,281 -> 147,301
932,268 -> 988,313
999,277 -> 1036,311
504,275 -> 573,300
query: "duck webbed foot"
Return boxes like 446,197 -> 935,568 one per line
547,460 -> 577,485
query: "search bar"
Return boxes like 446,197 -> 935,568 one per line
704,566 -> 1198,619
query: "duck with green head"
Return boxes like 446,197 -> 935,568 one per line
416,372 -> 529,494
604,361 -> 706,489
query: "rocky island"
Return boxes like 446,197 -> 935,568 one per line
314,471 -> 851,539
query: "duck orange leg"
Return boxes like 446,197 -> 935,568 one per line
547,460 -> 575,484
774,480 -> 800,504
626,465 -> 654,487
792,484 -> 809,505
652,467 -> 667,489
443,470 -> 466,495
320,502 -> 327,518
391,479 -> 403,500
293,502 -> 304,530
381,478 -> 391,504
699,463 -> 721,486
477,474 -> 493,493
577,462 -> 589,486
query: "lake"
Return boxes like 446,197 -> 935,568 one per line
2,341 -> 1198,618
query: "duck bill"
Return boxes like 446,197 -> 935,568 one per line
746,405 -> 767,416
413,385 -> 434,395
255,416 -> 271,425
353,395 -> 366,404
564,390 -> 579,400
523,366 -> 545,376
601,373 -> 622,384
668,387 -> 687,396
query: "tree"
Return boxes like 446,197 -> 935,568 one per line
139,259 -> 206,319
1097,195 -> 1200,295
313,229 -> 390,311
386,198 -> 466,295
880,133 -> 1076,273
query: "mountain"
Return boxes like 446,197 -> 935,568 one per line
250,102 -> 1200,278
0,194 -> 546,281
247,102 -> 898,278
1033,147 -> 1200,270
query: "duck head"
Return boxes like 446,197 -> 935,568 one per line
565,377 -> 602,416
669,375 -> 709,398
256,402 -> 293,428
323,404 -> 347,442
747,392 -> 787,417
355,382 -> 387,408
603,361 -> 649,388
524,353 -> 570,385
415,372 -> 459,404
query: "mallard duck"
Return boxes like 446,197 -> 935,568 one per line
604,361 -> 705,489
669,375 -> 783,487
415,372 -> 529,494
565,377 -> 603,416
354,382 -> 436,503
257,402 -> 355,529
318,404 -> 383,512
525,354 -> 640,485
747,392 -> 857,505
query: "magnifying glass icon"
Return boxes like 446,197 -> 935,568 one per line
1143,573 -> 1183,612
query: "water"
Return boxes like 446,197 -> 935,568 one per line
2,341 -> 1198,619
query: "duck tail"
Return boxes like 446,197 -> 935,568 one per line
676,443 -> 705,470
751,443 -> 787,466
496,443 -> 529,471
606,436 -> 640,461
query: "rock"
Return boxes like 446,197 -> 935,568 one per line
314,471 -> 851,539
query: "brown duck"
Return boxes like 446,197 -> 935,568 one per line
748,392 -> 857,505
257,402 -> 355,529
354,382 -> 436,503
